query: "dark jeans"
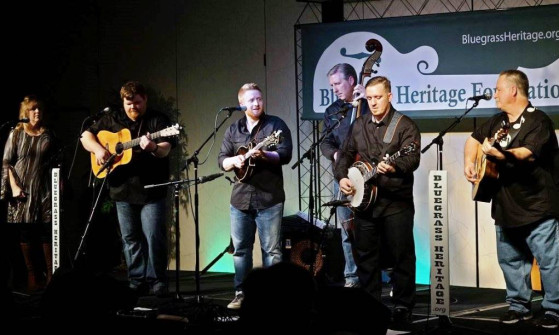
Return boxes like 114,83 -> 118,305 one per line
115,198 -> 168,289
353,207 -> 416,309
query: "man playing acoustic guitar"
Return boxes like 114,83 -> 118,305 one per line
336,76 -> 420,327
464,70 -> 559,329
218,83 -> 292,310
80,81 -> 176,297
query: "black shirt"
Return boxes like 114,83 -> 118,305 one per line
218,114 -> 292,210
320,98 -> 369,170
334,106 -> 421,218
471,104 -> 559,227
87,108 -> 176,204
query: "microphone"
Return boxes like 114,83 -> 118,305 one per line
0,118 -> 30,129
89,107 -> 111,120
467,92 -> 492,101
322,199 -> 350,207
198,172 -> 224,184
95,153 -> 118,177
221,106 -> 247,112
333,104 -> 352,117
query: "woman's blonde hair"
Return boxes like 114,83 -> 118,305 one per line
17,95 -> 44,132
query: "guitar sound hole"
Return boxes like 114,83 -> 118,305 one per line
115,143 -> 124,154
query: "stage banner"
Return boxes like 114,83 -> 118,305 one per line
52,168 -> 60,271
429,170 -> 449,317
300,5 -> 559,120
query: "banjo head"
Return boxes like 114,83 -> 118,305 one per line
347,166 -> 366,208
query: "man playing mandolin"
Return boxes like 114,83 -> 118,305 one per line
463,70 -> 559,329
80,80 -> 176,297
218,83 -> 292,310
336,76 -> 420,326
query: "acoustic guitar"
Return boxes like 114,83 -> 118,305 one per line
472,124 -> 509,202
346,142 -> 417,211
91,124 -> 180,178
234,130 -> 282,182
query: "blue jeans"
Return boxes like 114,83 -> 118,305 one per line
116,198 -> 168,288
334,182 -> 358,284
496,218 -> 559,313
230,203 -> 283,291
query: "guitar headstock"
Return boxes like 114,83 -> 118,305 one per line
493,124 -> 510,142
161,123 -> 181,137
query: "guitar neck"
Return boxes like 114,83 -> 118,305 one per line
122,129 -> 167,151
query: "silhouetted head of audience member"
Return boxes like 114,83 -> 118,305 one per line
314,285 -> 391,335
239,261 -> 317,334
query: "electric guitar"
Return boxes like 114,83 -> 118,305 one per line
347,142 -> 418,211
91,124 -> 181,178
472,124 -> 510,202
234,130 -> 282,182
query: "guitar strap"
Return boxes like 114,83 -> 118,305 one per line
247,117 -> 264,147
383,111 -> 403,144
498,107 -> 532,150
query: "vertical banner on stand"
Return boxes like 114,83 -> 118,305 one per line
51,168 -> 60,272
429,170 -> 449,316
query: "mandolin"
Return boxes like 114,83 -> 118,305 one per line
234,130 -> 282,182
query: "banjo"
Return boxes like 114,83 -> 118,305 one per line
346,142 -> 418,211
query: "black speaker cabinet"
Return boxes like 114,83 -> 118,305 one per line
281,215 -> 344,285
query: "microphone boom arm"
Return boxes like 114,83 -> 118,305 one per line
421,100 -> 479,154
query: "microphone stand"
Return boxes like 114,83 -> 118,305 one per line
292,114 -> 345,276
421,101 -> 485,333
182,109 -> 235,303
312,202 -> 345,280
74,164 -> 112,265
144,176 -> 222,300
0,120 -> 26,132
421,100 -> 479,162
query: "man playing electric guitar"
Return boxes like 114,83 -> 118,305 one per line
335,76 -> 420,326
80,81 -> 176,297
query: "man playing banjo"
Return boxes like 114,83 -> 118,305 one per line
336,76 -> 421,326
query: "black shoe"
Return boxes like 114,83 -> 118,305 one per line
129,282 -> 149,296
539,310 -> 559,329
153,284 -> 169,298
499,310 -> 533,324
392,307 -> 411,324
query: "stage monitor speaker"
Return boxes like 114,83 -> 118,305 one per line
281,215 -> 344,284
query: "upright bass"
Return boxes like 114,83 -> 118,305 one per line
337,39 -> 383,231
350,39 -> 383,121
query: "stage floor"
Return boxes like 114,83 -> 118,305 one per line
7,269 -> 555,335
